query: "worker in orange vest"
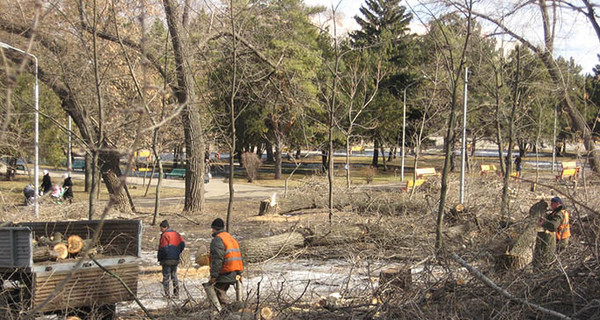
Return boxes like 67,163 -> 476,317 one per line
203,218 -> 243,311
539,196 -> 571,250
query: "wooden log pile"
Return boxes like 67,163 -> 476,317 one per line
32,232 -> 97,262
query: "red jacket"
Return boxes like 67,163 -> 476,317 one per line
158,229 -> 185,261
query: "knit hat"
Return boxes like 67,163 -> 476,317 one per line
551,196 -> 562,205
211,218 -> 225,229
43,170 -> 48,175
160,220 -> 169,229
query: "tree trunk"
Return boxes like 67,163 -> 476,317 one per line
534,231 -> 556,268
372,139 -> 379,167
501,47 -> 520,223
274,136 -> 282,179
498,200 -> 548,270
265,140 -> 274,163
239,232 -> 305,263
99,150 -> 132,214
163,0 -> 205,213
84,153 -> 92,193
302,224 -> 366,246
380,147 -> 388,171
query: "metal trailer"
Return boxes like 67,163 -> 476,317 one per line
0,220 -> 142,319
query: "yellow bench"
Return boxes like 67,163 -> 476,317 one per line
556,161 -> 580,181
415,167 -> 437,179
480,164 -> 497,176
402,168 -> 437,192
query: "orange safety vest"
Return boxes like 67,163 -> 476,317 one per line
215,232 -> 243,274
556,209 -> 571,240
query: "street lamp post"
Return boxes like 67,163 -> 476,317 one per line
401,79 -> 421,181
0,42 -> 40,217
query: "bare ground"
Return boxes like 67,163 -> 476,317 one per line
2,169 -> 600,319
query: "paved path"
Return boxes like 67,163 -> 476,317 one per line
46,170 -> 283,204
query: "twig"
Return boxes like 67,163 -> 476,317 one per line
176,213 -> 200,225
450,252 -> 573,320
90,256 -> 155,320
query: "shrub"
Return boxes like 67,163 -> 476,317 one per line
241,152 -> 262,182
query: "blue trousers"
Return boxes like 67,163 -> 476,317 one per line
161,263 -> 179,295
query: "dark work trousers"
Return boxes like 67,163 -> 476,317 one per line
214,282 -> 232,304
161,261 -> 179,296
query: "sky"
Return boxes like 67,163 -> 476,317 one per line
304,0 -> 600,75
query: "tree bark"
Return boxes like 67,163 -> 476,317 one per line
163,0 -> 205,212
239,232 -> 305,263
534,231 -> 556,268
258,199 -> 278,216
498,200 -> 548,270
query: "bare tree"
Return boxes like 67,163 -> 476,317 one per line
455,0 -> 600,172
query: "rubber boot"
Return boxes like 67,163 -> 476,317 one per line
173,285 -> 179,298
203,282 -> 222,312
235,278 -> 242,302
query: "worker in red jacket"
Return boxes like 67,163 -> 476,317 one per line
158,220 -> 185,298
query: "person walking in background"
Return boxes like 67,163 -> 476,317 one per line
23,184 -> 35,205
538,196 -> 571,251
41,170 -> 52,195
62,173 -> 73,204
157,220 -> 185,298
204,218 -> 243,311
514,155 -> 523,181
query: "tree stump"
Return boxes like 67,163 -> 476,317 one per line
534,231 -> 556,268
379,267 -> 411,290
258,199 -> 278,216
497,200 -> 549,270
497,225 -> 537,270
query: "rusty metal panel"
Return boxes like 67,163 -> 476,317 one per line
15,220 -> 141,257
33,264 -> 139,312
0,228 -> 33,268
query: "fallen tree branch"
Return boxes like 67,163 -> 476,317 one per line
450,252 -> 572,320
176,213 -> 200,225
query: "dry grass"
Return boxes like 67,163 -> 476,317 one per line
2,164 -> 599,319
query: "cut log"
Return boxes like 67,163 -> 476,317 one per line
240,232 -> 304,263
260,306 -> 273,320
302,224 -> 367,246
53,243 -> 69,260
195,245 -> 210,266
379,267 -> 411,290
66,317 -> 82,320
67,235 -> 84,254
497,200 -> 549,270
33,246 -> 60,262
258,199 -> 278,216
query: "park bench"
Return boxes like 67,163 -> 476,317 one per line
165,168 -> 186,179
415,167 -> 437,179
402,167 -> 437,192
556,161 -> 580,181
480,164 -> 498,176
